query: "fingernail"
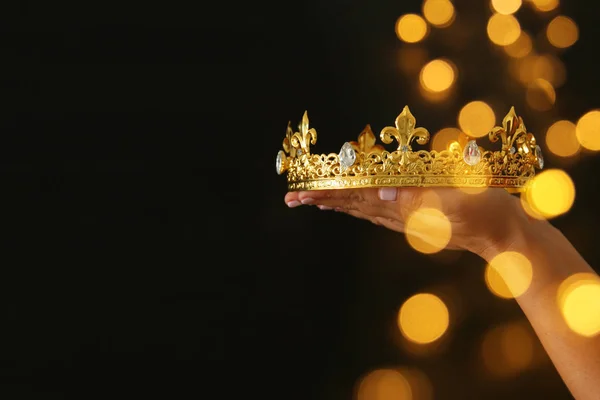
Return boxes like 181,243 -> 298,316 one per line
301,197 -> 315,205
378,187 -> 397,201
318,205 -> 333,210
287,200 -> 301,208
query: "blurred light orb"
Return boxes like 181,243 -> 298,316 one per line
422,0 -> 455,27
525,78 -> 555,111
530,0 -> 559,12
355,368 -> 412,400
558,273 -> 600,337
481,321 -> 534,377
420,59 -> 456,93
487,13 -> 521,46
400,368 -> 433,400
546,120 -> 580,157
398,293 -> 450,344
514,53 -> 566,88
458,101 -> 496,138
491,0 -> 522,15
525,169 -> 575,219
431,127 -> 463,152
576,110 -> 600,151
398,47 -> 429,74
547,15 -> 579,49
504,31 -> 532,58
396,14 -> 428,43
405,207 -> 452,254
485,251 -> 533,299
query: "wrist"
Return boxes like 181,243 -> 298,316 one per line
474,198 -> 540,263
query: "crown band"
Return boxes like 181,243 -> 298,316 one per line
276,106 -> 543,192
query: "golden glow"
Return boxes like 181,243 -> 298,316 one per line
546,120 -> 580,157
458,101 -> 496,138
401,368 -> 433,400
547,16 -> 579,49
558,273 -> 600,337
481,321 -> 534,377
398,293 -> 450,344
405,207 -> 452,254
458,186 -> 488,195
503,31 -> 532,58
422,0 -> 455,28
355,368 -> 413,400
530,0 -> 559,12
420,59 -> 456,93
487,13 -> 521,46
491,0 -> 522,15
513,53 -> 566,88
398,47 -> 429,75
576,110 -> 600,151
524,169 -> 576,219
431,127 -> 463,152
525,78 -> 556,111
396,14 -> 429,43
485,251 -> 533,299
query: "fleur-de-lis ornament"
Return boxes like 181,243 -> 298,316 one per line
349,125 -> 385,154
489,106 -> 543,168
489,106 -> 534,155
290,110 -> 317,156
380,106 -> 430,165
282,121 -> 296,158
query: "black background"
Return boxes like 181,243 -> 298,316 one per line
1,0 -> 599,399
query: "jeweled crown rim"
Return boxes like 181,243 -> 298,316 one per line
276,105 -> 543,192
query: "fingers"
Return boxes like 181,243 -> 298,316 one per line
283,187 -> 425,228
302,188 -> 400,220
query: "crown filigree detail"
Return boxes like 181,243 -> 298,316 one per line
275,106 -> 544,191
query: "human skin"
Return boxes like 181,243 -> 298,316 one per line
284,187 -> 600,400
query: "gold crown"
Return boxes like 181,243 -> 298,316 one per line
275,105 -> 544,192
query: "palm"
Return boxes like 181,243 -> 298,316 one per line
284,186 -> 528,255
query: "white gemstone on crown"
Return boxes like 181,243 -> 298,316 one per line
463,140 -> 481,166
339,142 -> 356,172
535,145 -> 544,169
276,150 -> 284,175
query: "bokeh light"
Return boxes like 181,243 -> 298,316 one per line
525,78 -> 556,111
522,168 -> 576,219
529,0 -> 560,13
546,120 -> 580,157
419,59 -> 456,93
396,14 -> 429,43
484,251 -> 533,299
405,207 -> 452,254
458,101 -> 496,138
558,273 -> 600,337
487,13 -> 521,46
491,0 -> 522,15
576,110 -> 600,151
481,321 -> 535,377
422,0 -> 455,28
431,127 -> 464,152
503,31 -> 533,58
398,293 -> 450,344
546,15 -> 579,49
513,53 -> 567,88
355,368 -> 412,400
398,47 -> 429,75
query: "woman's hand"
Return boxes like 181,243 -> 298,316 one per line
284,187 -> 532,258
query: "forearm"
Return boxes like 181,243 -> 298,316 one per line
481,217 -> 600,400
